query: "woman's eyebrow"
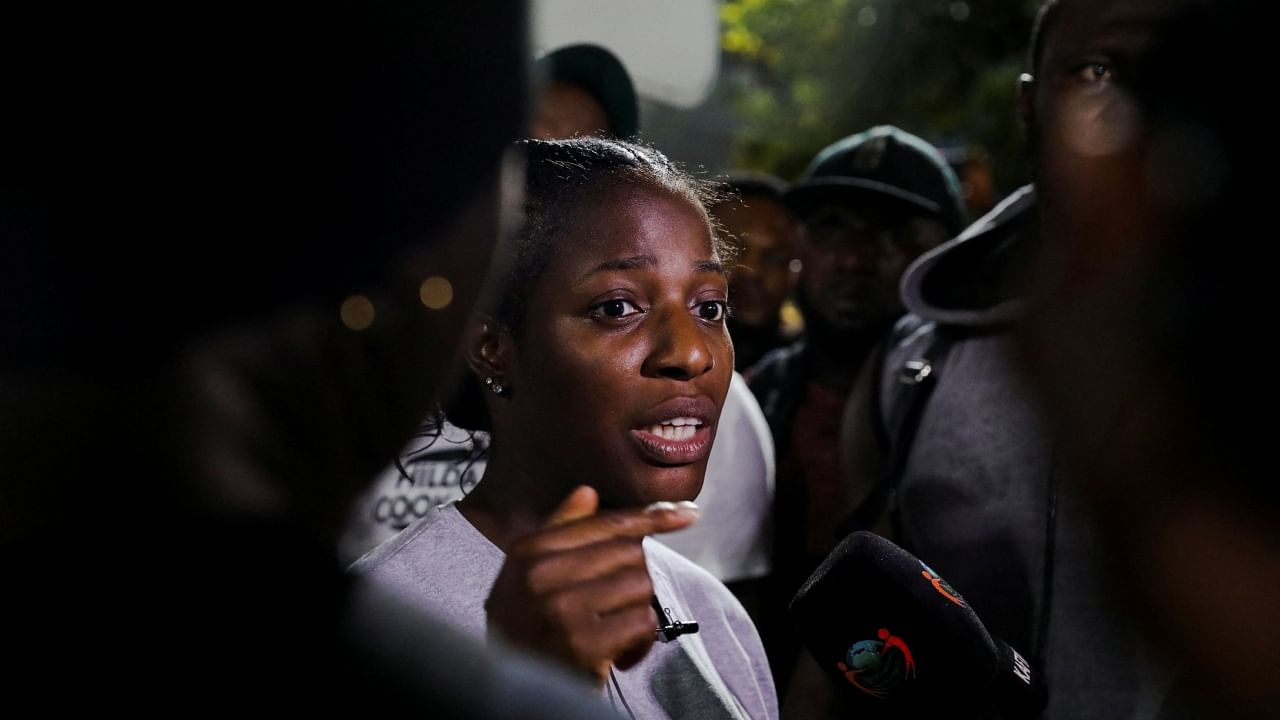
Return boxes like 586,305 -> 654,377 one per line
576,255 -> 726,283
694,259 -> 726,276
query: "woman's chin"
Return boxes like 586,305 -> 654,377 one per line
613,467 -> 705,508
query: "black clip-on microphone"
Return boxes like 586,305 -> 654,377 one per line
652,594 -> 698,643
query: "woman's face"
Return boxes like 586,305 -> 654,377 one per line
503,181 -> 734,508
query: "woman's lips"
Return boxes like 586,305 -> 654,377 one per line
632,420 -> 716,466
630,423 -> 715,466
630,396 -> 719,466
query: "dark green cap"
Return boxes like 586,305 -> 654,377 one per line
786,126 -> 967,236
535,43 -> 639,138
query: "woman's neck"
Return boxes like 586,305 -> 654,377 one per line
455,444 -> 570,551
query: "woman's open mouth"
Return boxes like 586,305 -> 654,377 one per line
631,420 -> 714,465
630,397 -> 718,466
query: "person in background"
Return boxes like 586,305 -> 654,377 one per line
339,407 -> 492,562
941,144 -> 997,218
748,126 -> 965,693
712,172 -> 802,372
531,43 -> 640,140
830,2 -> 1240,717
1015,0 -> 1278,716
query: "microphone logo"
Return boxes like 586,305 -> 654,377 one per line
920,561 -> 967,607
836,627 -> 917,699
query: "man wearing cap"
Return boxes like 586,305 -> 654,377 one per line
745,126 -> 965,690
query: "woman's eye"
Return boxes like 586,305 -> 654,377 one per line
1076,63 -> 1114,84
591,299 -> 642,319
695,300 -> 728,322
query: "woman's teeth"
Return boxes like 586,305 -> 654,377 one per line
644,418 -> 701,441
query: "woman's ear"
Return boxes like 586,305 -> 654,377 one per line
465,316 -> 514,396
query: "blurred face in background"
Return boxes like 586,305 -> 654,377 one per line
1022,0 -> 1200,435
1020,1 -> 1280,714
531,80 -> 610,140
796,200 -> 948,337
714,194 -> 798,330
1030,0 -> 1175,285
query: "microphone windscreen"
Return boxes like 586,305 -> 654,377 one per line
790,531 -> 1046,717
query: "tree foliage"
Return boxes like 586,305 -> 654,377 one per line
720,0 -> 1046,192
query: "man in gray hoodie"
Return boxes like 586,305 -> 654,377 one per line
833,1 -> 1218,717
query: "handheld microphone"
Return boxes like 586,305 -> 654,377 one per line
789,531 -> 1047,718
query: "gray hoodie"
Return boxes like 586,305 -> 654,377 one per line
864,186 -> 1171,719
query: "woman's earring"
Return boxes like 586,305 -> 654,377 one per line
485,377 -> 505,396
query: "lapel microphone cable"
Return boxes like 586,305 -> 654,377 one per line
609,593 -> 699,720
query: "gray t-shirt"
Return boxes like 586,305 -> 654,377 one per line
352,503 -> 779,720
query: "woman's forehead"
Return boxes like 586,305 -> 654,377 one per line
551,182 -> 720,280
